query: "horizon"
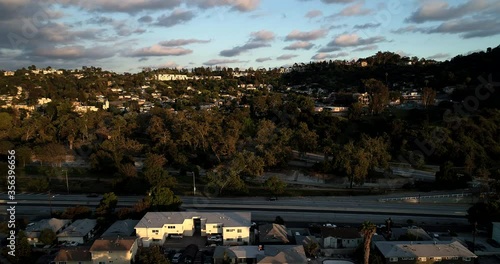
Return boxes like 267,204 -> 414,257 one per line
0,0 -> 499,73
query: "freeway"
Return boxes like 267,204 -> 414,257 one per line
0,193 -> 470,224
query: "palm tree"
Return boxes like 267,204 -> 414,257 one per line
361,221 -> 377,264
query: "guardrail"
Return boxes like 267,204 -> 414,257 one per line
379,193 -> 473,202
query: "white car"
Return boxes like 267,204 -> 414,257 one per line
207,234 -> 222,242
64,241 -> 79,246
323,223 -> 337,228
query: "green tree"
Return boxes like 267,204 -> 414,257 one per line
335,141 -> 370,188
39,228 -> 56,245
143,153 -> 177,188
60,205 -> 92,220
96,192 -> 118,219
264,176 -> 287,195
149,187 -> 182,211
304,240 -> 320,257
363,79 -> 389,114
6,231 -> 31,263
361,221 -> 377,264
422,87 -> 436,108
16,146 -> 33,167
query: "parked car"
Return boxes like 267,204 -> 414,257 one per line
169,234 -> 183,239
63,241 -> 79,247
171,253 -> 182,263
207,234 -> 222,242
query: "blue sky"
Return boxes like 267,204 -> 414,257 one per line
0,0 -> 499,73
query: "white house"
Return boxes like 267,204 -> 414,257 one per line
155,74 -> 188,81
321,227 -> 362,249
90,237 -> 138,264
135,212 -> 251,246
57,218 -> 97,244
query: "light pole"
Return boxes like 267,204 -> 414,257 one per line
192,171 -> 196,196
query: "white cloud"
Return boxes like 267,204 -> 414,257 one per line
128,45 -> 192,57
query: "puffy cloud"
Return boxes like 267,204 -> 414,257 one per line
327,33 -> 387,47
188,0 -> 260,12
391,25 -> 429,34
256,57 -> 272,62
284,41 -> 314,50
428,18 -> 500,38
334,1 -> 373,17
250,30 -> 276,42
407,0 -> 499,23
318,46 -> 341,52
276,54 -> 298,60
155,9 -> 195,27
311,52 -> 348,60
128,45 -> 192,57
305,10 -> 323,18
138,15 -> 153,23
32,45 -> 115,60
285,29 -> 328,41
159,39 -> 210,46
352,44 -> 378,52
203,59 -> 246,66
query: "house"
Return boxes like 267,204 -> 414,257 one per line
155,74 -> 188,81
320,227 -> 362,249
213,245 -> 307,264
375,241 -> 477,264
135,212 -> 251,246
258,223 -> 290,244
53,248 -> 92,264
90,237 -> 138,264
25,218 -> 71,246
388,227 -> 433,241
101,219 -> 139,238
57,218 -> 97,244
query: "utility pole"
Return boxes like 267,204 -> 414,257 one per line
192,171 -> 196,196
64,169 -> 69,194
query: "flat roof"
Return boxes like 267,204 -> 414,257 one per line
135,212 -> 251,229
25,218 -> 71,237
375,241 -> 477,258
57,219 -> 97,238
101,219 -> 139,238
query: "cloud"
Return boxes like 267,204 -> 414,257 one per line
203,59 -> 245,66
427,53 -> 450,60
256,57 -> 272,62
32,45 -> 115,60
391,25 -> 429,34
327,33 -> 387,47
250,30 -> 276,42
220,42 -> 270,57
352,44 -> 378,52
188,0 -> 260,12
128,45 -> 192,57
219,29 -> 274,57
428,18 -> 500,38
159,39 -> 210,46
354,23 -> 381,29
305,10 -> 323,18
333,1 -> 373,17
138,15 -> 153,23
86,16 -> 114,25
311,52 -> 348,60
155,61 -> 181,68
284,41 -> 314,50
59,0 -> 183,14
321,0 -> 355,3
318,46 -> 341,52
276,54 -> 298,60
285,29 -> 328,41
155,9 -> 195,27
407,0 -> 499,23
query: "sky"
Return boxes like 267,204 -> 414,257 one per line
0,0 -> 499,73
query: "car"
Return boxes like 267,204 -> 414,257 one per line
169,234 -> 183,239
207,234 -> 222,242
323,223 -> 337,228
171,253 -> 182,263
267,197 -> 278,201
86,193 -> 99,198
63,241 -> 79,247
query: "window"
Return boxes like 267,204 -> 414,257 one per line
152,229 -> 159,234
433,257 -> 442,261
418,257 -> 427,262
463,257 -> 471,261
237,237 -> 242,242
389,257 -> 398,262
226,229 -> 235,232
237,229 -> 242,233
168,226 -> 175,229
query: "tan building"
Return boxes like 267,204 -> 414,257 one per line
135,212 -> 251,246
90,237 -> 138,264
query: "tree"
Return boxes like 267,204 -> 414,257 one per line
118,163 -> 137,178
304,240 -> 320,257
95,192 -> 118,219
7,231 -> 31,263
335,141 -> 370,188
135,246 -> 170,264
16,146 -> 33,167
422,87 -> 436,108
142,153 -> 177,188
265,176 -> 287,195
149,187 -> 182,211
363,79 -> 389,114
39,228 -> 57,245
360,221 -> 377,264
60,205 -> 92,220
293,122 -> 318,154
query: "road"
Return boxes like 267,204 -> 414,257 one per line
0,193 -> 471,226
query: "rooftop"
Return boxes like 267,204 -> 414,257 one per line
25,218 -> 71,237
259,223 -> 290,244
214,245 -> 307,264
57,219 -> 97,238
135,211 -> 251,229
54,247 -> 92,262
90,237 -> 137,252
375,241 -> 477,258
101,219 -> 139,238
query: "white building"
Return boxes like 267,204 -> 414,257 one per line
135,212 -> 251,246
57,219 -> 97,244
90,237 -> 138,264
155,74 -> 188,81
